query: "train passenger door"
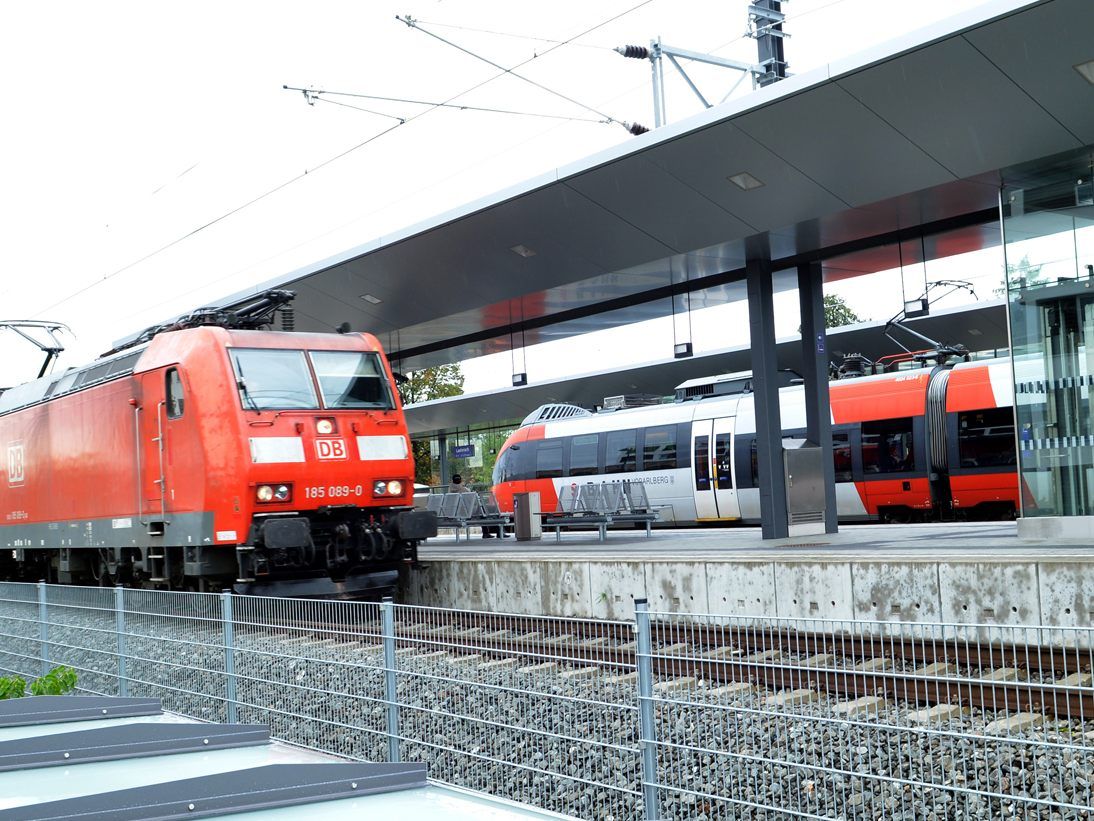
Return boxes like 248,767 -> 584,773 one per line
692,417 -> 738,520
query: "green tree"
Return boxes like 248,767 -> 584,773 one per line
800,294 -> 861,333
822,294 -> 860,328
401,364 -> 465,485
400,364 -> 465,405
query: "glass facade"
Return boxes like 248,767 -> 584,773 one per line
1004,152 -> 1094,518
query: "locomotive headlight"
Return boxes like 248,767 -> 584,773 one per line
373,479 -> 405,497
256,485 -> 275,502
274,484 -> 292,502
316,418 -> 334,435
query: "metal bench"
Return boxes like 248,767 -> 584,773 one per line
542,481 -> 661,542
434,491 -> 513,541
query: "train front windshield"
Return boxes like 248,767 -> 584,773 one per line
310,351 -> 394,410
228,348 -> 394,411
230,349 -> 319,410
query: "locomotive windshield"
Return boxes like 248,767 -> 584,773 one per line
309,351 -> 394,410
229,349 -> 319,410
228,348 -> 394,411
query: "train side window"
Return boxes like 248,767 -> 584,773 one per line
604,429 -> 637,474
958,408 -> 1016,467
694,435 -> 711,491
536,440 -> 563,479
494,442 -> 531,482
714,433 -> 732,489
166,368 -> 184,419
833,431 -> 852,482
510,441 -> 537,481
861,417 -> 914,473
643,425 -> 677,471
569,434 -> 599,476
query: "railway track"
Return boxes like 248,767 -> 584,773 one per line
299,611 -> 1094,723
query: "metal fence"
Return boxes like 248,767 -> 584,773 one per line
0,582 -> 1091,820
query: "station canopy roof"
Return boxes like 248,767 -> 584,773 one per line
211,0 -> 1091,429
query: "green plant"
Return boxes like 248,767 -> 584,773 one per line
0,675 -> 26,699
0,666 -> 77,699
29,666 -> 78,696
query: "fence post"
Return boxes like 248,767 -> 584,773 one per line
221,591 -> 238,723
380,596 -> 400,763
635,598 -> 661,821
37,581 -> 49,677
114,586 -> 128,697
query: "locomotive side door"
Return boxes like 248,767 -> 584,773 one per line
692,417 -> 738,520
136,367 -> 177,533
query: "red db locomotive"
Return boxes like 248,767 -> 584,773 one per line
0,292 -> 435,597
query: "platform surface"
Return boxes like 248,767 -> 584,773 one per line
419,521 -> 1094,563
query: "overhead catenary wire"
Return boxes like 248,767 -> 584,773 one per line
294,90 -> 407,123
398,13 -> 638,130
408,18 -> 618,51
33,120 -> 405,317
283,85 -> 610,124
33,0 -> 658,320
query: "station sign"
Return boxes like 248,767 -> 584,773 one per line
451,444 -> 475,459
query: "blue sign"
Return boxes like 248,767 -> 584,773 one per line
815,333 -> 825,354
451,444 -> 476,459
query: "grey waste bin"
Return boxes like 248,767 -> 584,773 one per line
513,491 -> 542,541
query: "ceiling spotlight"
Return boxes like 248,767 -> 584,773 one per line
968,328 -> 983,336
1074,60 -> 1094,85
727,172 -> 764,191
360,294 -> 382,304
510,244 -> 537,258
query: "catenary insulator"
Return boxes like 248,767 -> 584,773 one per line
615,45 -> 650,59
627,122 -> 650,136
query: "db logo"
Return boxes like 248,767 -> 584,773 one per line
315,439 -> 348,460
7,443 -> 24,487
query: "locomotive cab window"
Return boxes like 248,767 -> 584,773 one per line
493,442 -> 536,483
166,368 -> 184,419
309,351 -> 393,410
229,349 -> 319,411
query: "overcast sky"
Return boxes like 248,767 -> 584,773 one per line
0,0 -> 996,386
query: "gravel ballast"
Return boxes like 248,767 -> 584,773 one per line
0,590 -> 1090,820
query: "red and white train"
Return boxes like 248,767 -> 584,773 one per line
0,296 -> 434,596
491,358 -> 1021,524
